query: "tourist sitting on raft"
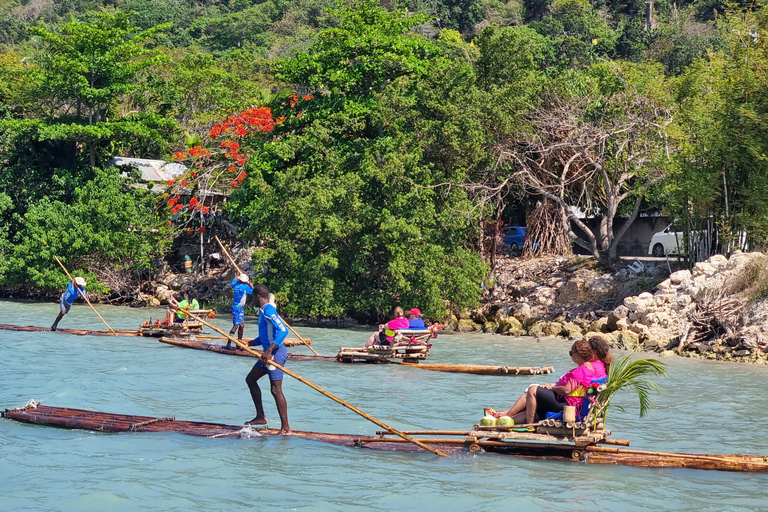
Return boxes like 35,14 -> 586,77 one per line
165,293 -> 200,323
364,306 -> 410,348
487,337 -> 613,425
406,308 -> 426,329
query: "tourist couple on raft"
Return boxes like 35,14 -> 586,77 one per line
486,337 -> 614,425
364,306 -> 427,348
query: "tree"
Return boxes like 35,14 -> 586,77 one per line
498,62 -> 675,263
19,9 -> 175,167
5,168 -> 173,295
207,1 -> 490,320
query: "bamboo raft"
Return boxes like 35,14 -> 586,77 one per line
159,336 -> 554,375
4,403 -> 767,472
0,323 -> 309,347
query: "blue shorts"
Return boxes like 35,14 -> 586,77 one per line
59,294 -> 73,313
232,305 -> 245,325
253,344 -> 288,381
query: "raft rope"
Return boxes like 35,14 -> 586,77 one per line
128,416 -> 175,431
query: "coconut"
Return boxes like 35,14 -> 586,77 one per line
496,416 -> 514,426
480,415 -> 496,426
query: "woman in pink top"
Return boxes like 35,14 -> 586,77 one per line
364,307 -> 409,347
492,338 -> 607,424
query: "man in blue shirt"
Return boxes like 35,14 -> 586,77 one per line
227,273 -> 253,350
51,277 -> 87,331
407,308 -> 426,329
245,284 -> 291,435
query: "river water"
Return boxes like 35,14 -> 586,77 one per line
1,299 -> 767,511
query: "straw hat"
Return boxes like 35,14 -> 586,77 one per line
236,273 -> 249,283
74,277 -> 87,287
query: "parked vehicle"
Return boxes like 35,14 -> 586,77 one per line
501,226 -> 528,254
648,223 -> 705,257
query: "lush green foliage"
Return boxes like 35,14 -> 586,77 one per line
5,168 -> 172,291
598,356 -> 667,424
2,0 -> 768,313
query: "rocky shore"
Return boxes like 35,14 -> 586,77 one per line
5,247 -> 767,365
463,251 -> 768,365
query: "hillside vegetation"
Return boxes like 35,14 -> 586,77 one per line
1,0 -> 767,321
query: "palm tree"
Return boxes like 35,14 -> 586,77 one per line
590,356 -> 667,427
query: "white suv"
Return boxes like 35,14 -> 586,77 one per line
648,223 -> 699,256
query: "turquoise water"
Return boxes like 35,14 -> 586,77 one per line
1,299 -> 767,511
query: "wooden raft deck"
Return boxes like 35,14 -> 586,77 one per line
4,404 -> 768,472
0,323 -> 308,347
158,336 -> 554,376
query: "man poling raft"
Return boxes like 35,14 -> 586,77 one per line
244,284 -> 291,434
174,304 -> 450,456
51,276 -> 87,332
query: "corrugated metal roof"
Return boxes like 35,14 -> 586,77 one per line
108,156 -> 187,182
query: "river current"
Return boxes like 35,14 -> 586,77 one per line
1,299 -> 767,511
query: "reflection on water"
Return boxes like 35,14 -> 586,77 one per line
1,299 -> 767,511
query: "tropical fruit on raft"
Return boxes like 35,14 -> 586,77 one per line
496,416 -> 514,426
480,415 -> 497,426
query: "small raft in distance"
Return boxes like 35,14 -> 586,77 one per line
158,336 -> 555,376
4,403 -> 768,473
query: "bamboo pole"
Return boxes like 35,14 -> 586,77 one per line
179,308 -> 450,458
54,256 -> 115,334
214,235 -> 318,355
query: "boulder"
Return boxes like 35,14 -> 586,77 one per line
556,280 -> 581,304
483,321 -> 498,333
669,269 -> 692,285
457,318 -> 480,332
588,317 -> 609,333
543,322 -> 564,337
497,317 -> 525,336
607,305 -> 628,331
561,322 -> 584,339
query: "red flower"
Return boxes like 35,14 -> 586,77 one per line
171,204 -> 183,214
181,180 -> 189,187
189,197 -> 199,207
168,197 -> 178,207
230,181 -> 238,187
196,226 -> 205,234
167,180 -> 175,186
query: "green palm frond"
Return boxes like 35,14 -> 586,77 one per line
598,357 -> 667,424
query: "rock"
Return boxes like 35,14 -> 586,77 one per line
457,318 -> 480,332
526,320 -> 546,338
733,349 -> 752,357
617,330 -> 641,350
692,262 -> 718,278
556,280 -> 581,304
669,269 -> 692,285
497,317 -> 525,336
483,321 -> 498,333
615,318 -> 630,331
585,276 -> 614,295
561,321 -> 584,339
512,303 -> 531,324
588,317 -> 609,333
607,306 -> 628,331
643,338 -> 660,349
543,322 -> 564,337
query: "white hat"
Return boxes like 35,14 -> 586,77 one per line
74,276 -> 87,287
236,273 -> 249,283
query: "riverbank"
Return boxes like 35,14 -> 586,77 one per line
4,250 -> 767,365
468,251 -> 768,365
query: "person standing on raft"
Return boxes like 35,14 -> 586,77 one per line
51,277 -> 87,331
245,284 -> 291,435
228,273 -> 253,350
